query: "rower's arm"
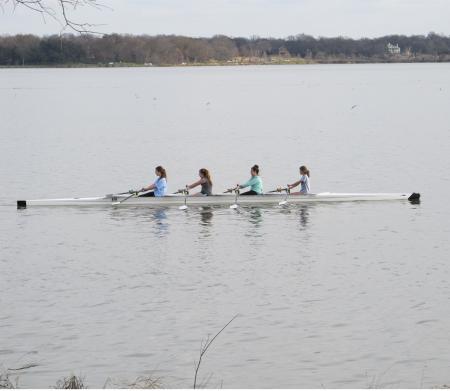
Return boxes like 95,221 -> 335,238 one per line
239,177 -> 255,189
187,179 -> 203,189
141,183 -> 155,192
288,180 -> 301,189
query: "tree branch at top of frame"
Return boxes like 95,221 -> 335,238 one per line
1,0 -> 107,34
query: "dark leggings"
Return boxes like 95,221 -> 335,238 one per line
139,192 -> 155,197
241,190 -> 258,195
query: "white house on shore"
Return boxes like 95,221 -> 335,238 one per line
386,43 -> 401,54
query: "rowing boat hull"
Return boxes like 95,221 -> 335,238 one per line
17,192 -> 420,208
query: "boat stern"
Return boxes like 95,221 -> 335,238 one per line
408,193 -> 421,201
17,200 -> 27,209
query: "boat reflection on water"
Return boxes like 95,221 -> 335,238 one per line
249,207 -> 263,226
235,206 -> 264,240
198,207 -> 214,241
234,206 -> 264,226
298,205 -> 310,229
109,206 -> 170,237
151,208 -> 169,237
199,207 -> 214,226
271,203 -> 312,230
108,204 -> 313,238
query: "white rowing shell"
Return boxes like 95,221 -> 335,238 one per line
17,192 -> 420,208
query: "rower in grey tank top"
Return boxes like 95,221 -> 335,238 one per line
201,180 -> 213,196
186,168 -> 213,196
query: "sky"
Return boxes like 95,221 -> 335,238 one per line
1,0 -> 450,38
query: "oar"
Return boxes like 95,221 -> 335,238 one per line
172,188 -> 189,210
223,187 -> 239,209
229,188 -> 240,209
111,190 -> 139,206
223,186 -> 240,209
279,186 -> 290,206
175,188 -> 189,210
105,191 -> 131,198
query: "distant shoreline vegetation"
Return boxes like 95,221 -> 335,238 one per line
1,33 -> 450,67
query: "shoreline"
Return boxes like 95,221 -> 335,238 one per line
1,58 -> 449,69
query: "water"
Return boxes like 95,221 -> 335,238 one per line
1,64 -> 450,388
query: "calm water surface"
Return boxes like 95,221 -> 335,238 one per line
1,64 -> 450,388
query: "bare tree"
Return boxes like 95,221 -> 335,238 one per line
0,0 -> 105,33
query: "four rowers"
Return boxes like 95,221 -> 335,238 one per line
135,164 -> 310,196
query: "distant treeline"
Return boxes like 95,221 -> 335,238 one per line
1,33 -> 450,66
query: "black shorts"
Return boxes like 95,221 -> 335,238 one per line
241,190 -> 258,195
139,192 -> 155,197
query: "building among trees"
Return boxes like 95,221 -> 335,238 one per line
386,43 -> 401,55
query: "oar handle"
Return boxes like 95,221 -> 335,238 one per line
268,187 -> 290,193
224,187 -> 239,194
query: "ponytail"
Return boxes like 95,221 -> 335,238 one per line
199,168 -> 212,185
155,165 -> 167,180
300,165 -> 310,177
251,164 -> 260,175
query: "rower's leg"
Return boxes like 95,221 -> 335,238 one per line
139,192 -> 155,197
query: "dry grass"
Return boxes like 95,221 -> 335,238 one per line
103,375 -> 161,389
0,372 -> 15,389
55,374 -> 85,389
126,376 -> 162,389
2,367 -> 161,389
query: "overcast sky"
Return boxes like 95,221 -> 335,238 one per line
1,0 -> 450,37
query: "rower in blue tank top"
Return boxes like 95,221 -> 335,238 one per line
287,165 -> 310,194
138,165 -> 167,197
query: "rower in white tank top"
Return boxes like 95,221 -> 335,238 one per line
287,165 -> 311,195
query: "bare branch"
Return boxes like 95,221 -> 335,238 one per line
193,314 -> 239,389
7,363 -> 39,371
1,0 -> 106,34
